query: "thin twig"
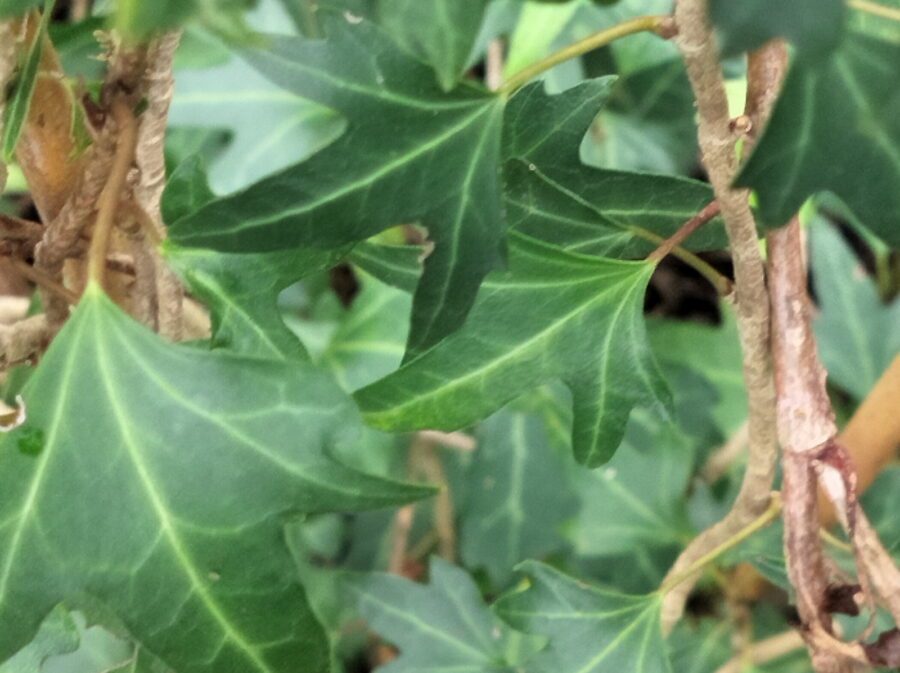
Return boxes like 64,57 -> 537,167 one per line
714,630 -> 805,673
701,420 -> 749,483
485,39 -> 504,92
659,8 -> 781,632
500,15 -> 674,94
10,258 -> 77,305
660,493 -> 781,595
647,200 -> 720,263
87,100 -> 137,288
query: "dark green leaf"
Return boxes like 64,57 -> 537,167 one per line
355,232 -> 670,468
737,34 -> 900,245
169,13 -> 506,358
347,557 -> 543,672
162,156 -> 350,361
376,0 -> 490,91
810,217 -> 899,400
0,286 -> 431,672
496,561 -> 671,673
460,410 -> 578,587
347,242 -> 423,294
710,0 -> 845,59
503,79 -> 726,256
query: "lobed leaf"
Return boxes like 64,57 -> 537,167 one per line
355,232 -> 671,468
737,33 -> 900,245
496,562 -> 671,673
460,410 -> 578,587
347,557 -> 543,672
0,287 -> 431,672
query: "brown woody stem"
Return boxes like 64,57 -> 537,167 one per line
659,4 -> 780,632
647,200 -> 720,263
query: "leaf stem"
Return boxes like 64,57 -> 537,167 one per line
10,257 -> 77,305
87,99 -> 138,289
848,0 -> 900,21
659,493 -> 782,595
499,15 -> 673,94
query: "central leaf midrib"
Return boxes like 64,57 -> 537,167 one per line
361,272 -> 646,421
186,102 -> 497,240
96,322 -> 276,673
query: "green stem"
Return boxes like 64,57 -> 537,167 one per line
659,493 -> 782,595
637,227 -> 733,296
500,15 -> 671,95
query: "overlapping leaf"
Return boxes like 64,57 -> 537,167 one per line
355,232 -> 671,467
496,562 -> 670,673
347,557 -> 542,672
460,410 -> 578,587
737,32 -> 900,245
503,78 -> 725,256
376,0 -> 490,91
573,411 -> 694,557
162,157 -> 349,360
709,0 -> 845,59
810,217 -> 900,399
0,287 -> 430,672
169,12 -> 506,357
169,11 -> 728,359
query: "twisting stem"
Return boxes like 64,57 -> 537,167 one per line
87,100 -> 137,289
659,5 -> 782,633
10,258 -> 77,305
500,15 -> 674,94
659,493 -> 781,595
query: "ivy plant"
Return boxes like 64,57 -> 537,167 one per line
0,0 -> 898,672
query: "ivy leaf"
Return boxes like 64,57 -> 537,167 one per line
311,270 -> 412,391
376,0 -> 490,91
709,0 -> 845,60
496,561 -> 671,673
169,50 -> 344,194
460,410 -> 578,587
810,217 -> 900,400
162,156 -> 348,361
0,287 -> 432,672
169,13 -> 506,358
0,606 -> 79,673
348,242 -> 423,294
355,232 -> 670,468
347,557 -> 543,672
737,33 -> 900,245
503,78 -> 726,256
573,411 -> 694,557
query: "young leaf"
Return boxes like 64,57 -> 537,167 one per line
0,287 -> 431,672
737,33 -> 900,245
346,557 -> 543,672
460,410 -> 578,587
810,217 -> 900,400
496,561 -> 671,673
376,0 -> 491,91
355,232 -> 670,468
